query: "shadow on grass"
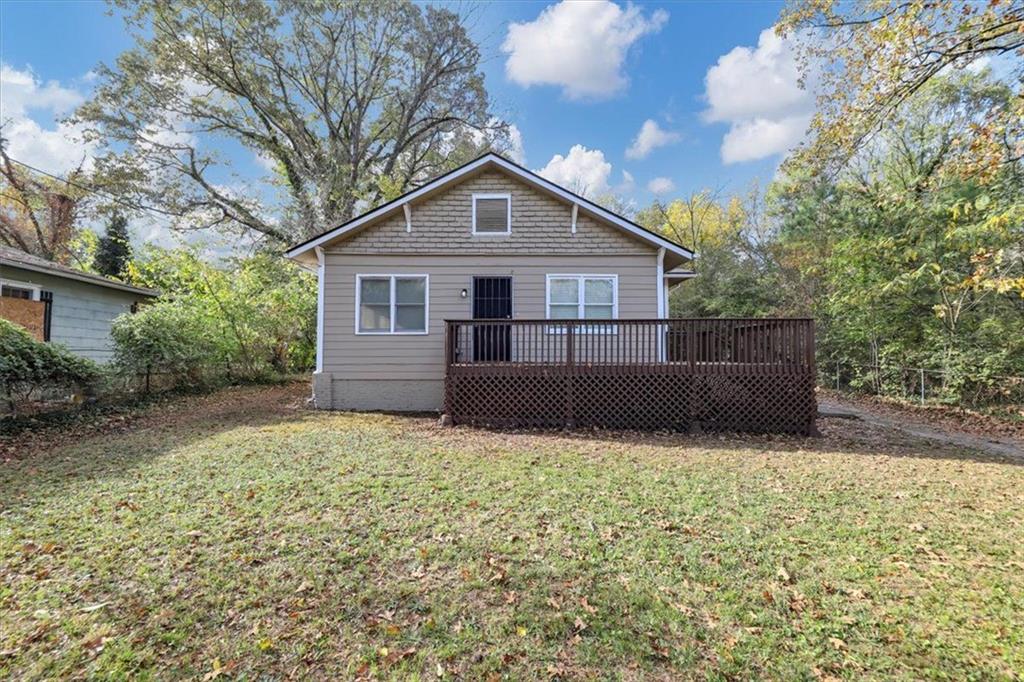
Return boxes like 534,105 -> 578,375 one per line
439,416 -> 1024,468
4,383 -> 1021,517
0,383 -> 317,511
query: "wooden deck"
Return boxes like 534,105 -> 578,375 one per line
444,318 -> 817,434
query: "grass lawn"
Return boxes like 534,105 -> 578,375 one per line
2,384 -> 1022,679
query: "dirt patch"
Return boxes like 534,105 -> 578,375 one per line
818,389 -> 1024,440
818,393 -> 1024,462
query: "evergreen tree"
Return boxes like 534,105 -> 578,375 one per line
94,212 -> 132,279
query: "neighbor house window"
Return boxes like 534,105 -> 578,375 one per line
472,193 -> 511,234
546,275 -> 617,320
1,281 -> 40,300
356,275 -> 428,334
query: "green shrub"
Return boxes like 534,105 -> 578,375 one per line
0,319 -> 100,411
125,247 -> 317,380
110,301 -> 221,389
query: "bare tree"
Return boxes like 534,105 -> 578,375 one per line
75,0 -> 512,243
0,137 -> 86,261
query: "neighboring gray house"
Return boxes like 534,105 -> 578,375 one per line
286,153 -> 695,412
0,247 -> 158,363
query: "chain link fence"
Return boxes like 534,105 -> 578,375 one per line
819,360 -> 1024,407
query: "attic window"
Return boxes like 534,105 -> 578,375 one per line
472,193 -> 511,235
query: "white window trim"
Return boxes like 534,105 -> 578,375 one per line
0,278 -> 41,301
545,274 -> 618,334
471,192 -> 512,235
354,274 -> 430,335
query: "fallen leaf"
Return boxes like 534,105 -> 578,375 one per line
777,566 -> 793,584
580,597 -> 597,614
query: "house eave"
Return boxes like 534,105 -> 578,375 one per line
284,153 -> 695,262
0,258 -> 160,297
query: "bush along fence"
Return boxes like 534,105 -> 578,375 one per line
820,360 -> 1024,407
1,319 -> 100,416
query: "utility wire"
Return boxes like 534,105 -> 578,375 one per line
3,155 -> 183,219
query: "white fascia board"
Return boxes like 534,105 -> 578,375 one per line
285,153 -> 695,261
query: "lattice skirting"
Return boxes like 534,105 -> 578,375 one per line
445,371 -> 817,435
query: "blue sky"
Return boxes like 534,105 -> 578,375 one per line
1,0 -> 805,247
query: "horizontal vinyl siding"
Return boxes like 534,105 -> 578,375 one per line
1,265 -> 145,363
321,254 -> 657,380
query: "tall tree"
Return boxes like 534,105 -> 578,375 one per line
635,188 -> 783,318
75,0 -> 511,243
779,0 -> 1024,178
0,139 -> 87,262
772,73 -> 1024,401
94,212 -> 133,279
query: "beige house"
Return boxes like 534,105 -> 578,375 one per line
286,153 -> 695,412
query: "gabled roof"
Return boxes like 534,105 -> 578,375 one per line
0,246 -> 159,297
284,153 -> 695,263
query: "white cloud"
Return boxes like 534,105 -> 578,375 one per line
719,114 -> 812,165
0,64 -> 83,120
647,176 -> 675,195
503,0 -> 667,100
619,170 -> 635,193
536,145 -> 612,196
255,150 -> 279,173
505,123 -> 526,165
703,28 -> 815,164
625,119 -> 680,160
0,64 -> 93,174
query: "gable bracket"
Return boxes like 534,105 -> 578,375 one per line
403,203 -> 412,233
571,203 -> 578,234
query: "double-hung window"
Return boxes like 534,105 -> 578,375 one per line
356,275 -> 428,334
546,275 -> 617,329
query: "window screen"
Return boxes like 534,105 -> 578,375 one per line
473,196 -> 510,233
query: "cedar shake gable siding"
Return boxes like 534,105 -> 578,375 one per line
339,170 -> 650,256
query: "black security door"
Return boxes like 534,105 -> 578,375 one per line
472,277 -> 512,362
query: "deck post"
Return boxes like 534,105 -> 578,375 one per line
565,322 -> 576,428
441,321 -> 454,425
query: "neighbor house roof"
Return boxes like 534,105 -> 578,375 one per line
0,246 -> 159,297
285,152 -> 695,264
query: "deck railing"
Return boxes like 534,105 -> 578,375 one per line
443,318 -> 817,434
445,318 -> 815,373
